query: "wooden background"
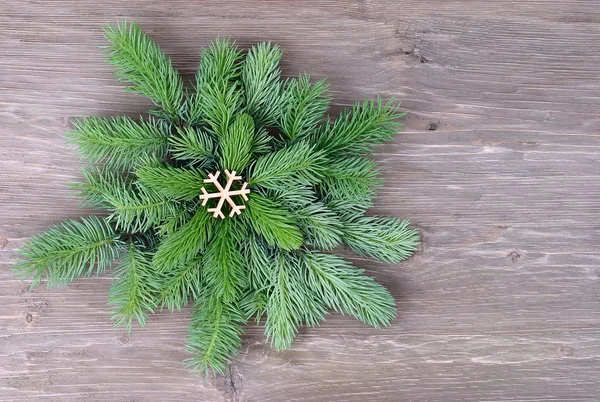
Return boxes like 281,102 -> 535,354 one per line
1,1 -> 599,401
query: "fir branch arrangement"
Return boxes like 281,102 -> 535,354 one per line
15,22 -> 420,376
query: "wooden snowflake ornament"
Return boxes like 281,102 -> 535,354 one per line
199,170 -> 250,219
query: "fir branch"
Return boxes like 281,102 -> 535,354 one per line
262,186 -> 342,249
244,233 -> 273,290
301,252 -> 396,327
78,168 -> 178,233
168,126 -> 215,164
15,216 -> 123,287
240,289 -> 268,324
243,193 -> 303,251
279,74 -> 330,140
241,42 -> 283,127
109,243 -> 157,330
136,163 -> 206,201
316,157 -> 381,220
264,252 -> 327,350
156,257 -> 203,311
323,192 -> 374,221
251,127 -> 273,156
249,141 -> 326,189
293,202 -> 343,250
186,296 -> 246,376
104,22 -> 184,119
322,156 -> 382,197
68,116 -> 167,170
219,114 -> 254,172
265,183 -> 319,209
342,217 -> 420,263
152,209 -> 213,272
312,97 -> 404,154
201,219 -> 247,303
156,204 -> 193,237
186,38 -> 243,132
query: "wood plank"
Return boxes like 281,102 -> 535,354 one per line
1,1 -> 599,401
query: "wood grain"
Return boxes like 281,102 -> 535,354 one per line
1,1 -> 599,401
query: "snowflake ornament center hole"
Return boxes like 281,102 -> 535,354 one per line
199,170 -> 250,219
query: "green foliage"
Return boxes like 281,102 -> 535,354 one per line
187,38 -> 243,132
279,74 -> 330,140
342,217 -> 420,263
157,257 -> 203,312
312,97 -> 404,155
301,252 -> 396,327
202,220 -> 247,303
242,42 -> 283,126
249,141 -> 326,189
152,209 -> 212,272
104,22 -> 183,119
264,252 -> 327,350
186,296 -> 246,376
219,114 -> 255,172
244,193 -> 303,251
15,22 -> 420,378
15,216 -> 123,287
136,163 -> 206,200
78,168 -> 178,232
69,116 -> 167,170
293,202 -> 343,250
109,243 -> 157,330
169,126 -> 215,164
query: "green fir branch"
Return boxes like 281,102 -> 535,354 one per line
156,257 -> 203,311
104,22 -> 184,119
137,163 -> 206,201
186,38 -> 243,132
293,202 -> 343,250
243,193 -> 303,251
242,42 -> 283,127
15,216 -> 123,287
109,243 -> 157,330
201,219 -> 247,303
185,295 -> 246,376
169,126 -> 215,164
156,204 -> 193,237
342,217 -> 420,263
219,113 -> 255,172
322,156 -> 382,197
249,141 -> 326,189
301,252 -> 396,327
78,168 -> 178,233
152,209 -> 213,272
264,252 -> 327,350
279,74 -> 330,140
250,127 -> 273,156
68,116 -> 167,170
244,233 -> 273,290
312,97 -> 404,154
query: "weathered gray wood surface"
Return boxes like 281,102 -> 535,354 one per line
1,1 -> 599,401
